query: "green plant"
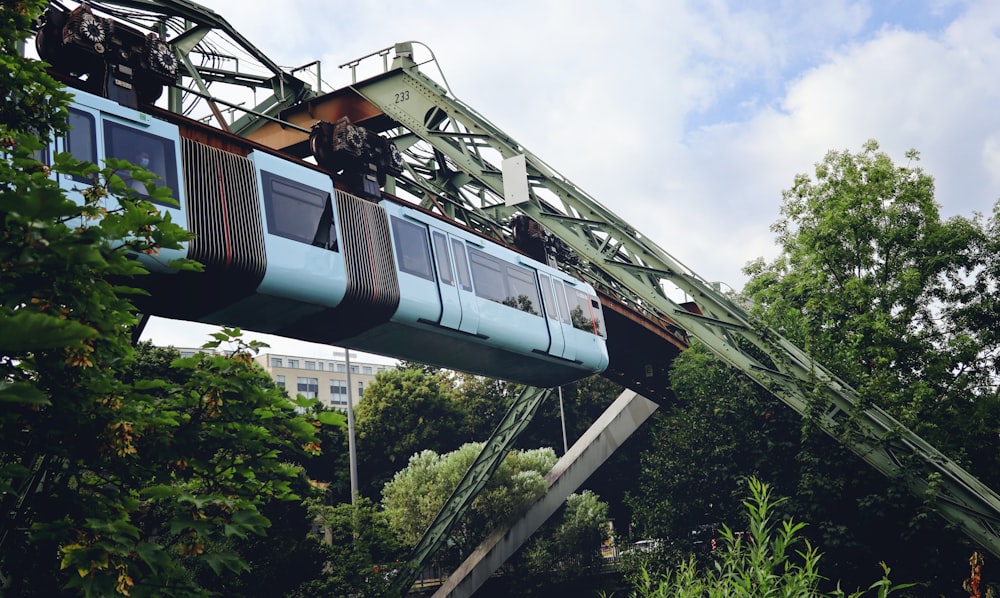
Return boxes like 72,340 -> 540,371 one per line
621,478 -> 915,597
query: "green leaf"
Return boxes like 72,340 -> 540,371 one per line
317,410 -> 347,427
139,485 -> 182,499
0,311 -> 97,351
0,382 -> 49,405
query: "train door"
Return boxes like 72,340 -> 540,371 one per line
450,236 -> 480,335
538,273 -> 566,358
553,279 -> 578,363
431,230 -> 462,329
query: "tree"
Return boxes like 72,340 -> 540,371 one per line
297,497 -> 404,598
355,366 -> 471,498
381,443 -> 556,561
0,6 -> 333,594
631,141 -> 1000,593
513,490 -> 612,596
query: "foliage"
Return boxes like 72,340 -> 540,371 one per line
627,342 -> 800,549
622,478 -> 915,597
0,6 -> 330,593
513,490 -> 611,594
297,497 -> 404,598
381,443 -> 555,560
355,365 -> 472,498
631,141 -> 1000,593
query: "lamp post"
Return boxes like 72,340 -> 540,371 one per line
342,348 -> 359,504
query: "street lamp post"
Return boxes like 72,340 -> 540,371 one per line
342,349 -> 359,504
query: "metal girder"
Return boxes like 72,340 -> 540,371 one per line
83,0 -> 313,132
390,386 -> 552,596
349,51 -> 1000,558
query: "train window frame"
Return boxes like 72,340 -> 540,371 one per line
432,231 -> 455,286
451,239 -> 473,292
103,120 -> 180,206
539,274 -> 558,321
261,170 -> 338,251
591,297 -> 607,339
555,281 -> 572,325
565,286 -> 604,336
65,108 -> 96,183
391,216 -> 435,281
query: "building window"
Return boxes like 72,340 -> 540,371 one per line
305,360 -> 316,370
270,357 -> 283,367
288,359 -> 299,369
336,363 -> 346,372
350,365 -> 359,374
330,379 -> 349,410
377,367 -> 386,373
276,375 -> 285,388
358,381 -> 364,398
297,377 -> 319,399
362,366 -> 373,375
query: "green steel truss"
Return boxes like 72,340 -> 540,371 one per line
76,1 -> 315,132
346,47 -> 1000,559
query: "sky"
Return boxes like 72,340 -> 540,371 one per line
141,0 -> 1000,359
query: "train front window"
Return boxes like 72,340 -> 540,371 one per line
103,121 -> 179,205
432,232 -> 454,286
261,171 -> 337,251
391,217 -> 434,281
566,286 -> 604,336
65,108 -> 96,183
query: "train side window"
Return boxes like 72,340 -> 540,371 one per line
469,248 -> 505,303
506,264 -> 541,316
261,171 -> 338,251
65,108 -> 96,182
451,239 -> 473,292
539,274 -> 558,321
391,217 -> 434,281
432,232 -> 454,286
103,121 -> 180,205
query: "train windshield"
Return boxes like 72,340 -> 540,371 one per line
566,286 -> 607,338
103,121 -> 179,204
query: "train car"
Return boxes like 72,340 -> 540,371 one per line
49,60 -> 608,387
